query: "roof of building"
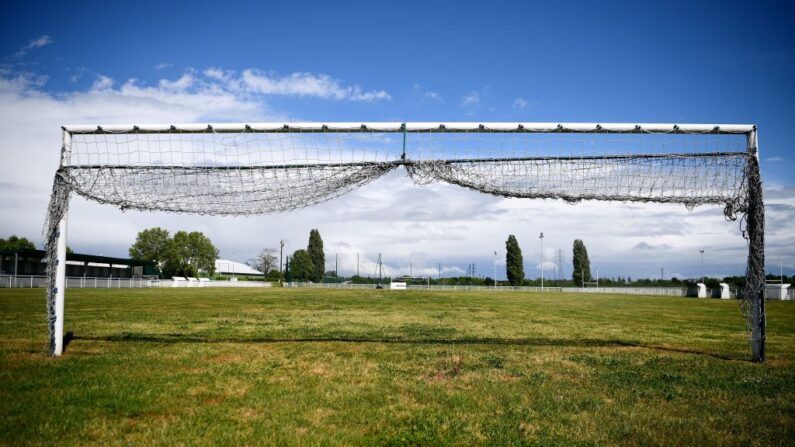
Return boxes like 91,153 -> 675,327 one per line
215,259 -> 263,276
0,249 -> 154,266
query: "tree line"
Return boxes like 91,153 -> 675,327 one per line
8,230 -> 786,287
0,235 -> 73,254
504,234 -> 592,286
129,228 -> 218,278
127,228 -> 327,281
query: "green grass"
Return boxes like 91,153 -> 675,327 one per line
1,288 -> 794,446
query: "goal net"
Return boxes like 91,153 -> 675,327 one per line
44,123 -> 765,360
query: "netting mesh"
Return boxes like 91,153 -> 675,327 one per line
43,124 -> 766,359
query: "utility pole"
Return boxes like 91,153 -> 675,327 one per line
553,262 -> 557,286
438,263 -> 441,280
539,232 -> 544,290
279,240 -> 285,285
285,255 -> 290,282
699,249 -> 705,283
493,250 -> 498,289
557,249 -> 564,283
661,267 -> 664,281
335,253 -> 338,279
357,252 -> 360,277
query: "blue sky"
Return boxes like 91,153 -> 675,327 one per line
1,0 -> 793,279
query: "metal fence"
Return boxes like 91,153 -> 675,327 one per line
0,275 -> 273,289
284,282 -> 563,292
2,275 -> 789,299
285,282 -> 699,296
161,279 -> 273,288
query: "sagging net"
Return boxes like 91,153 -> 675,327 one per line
43,124 -> 765,359
52,129 -> 754,214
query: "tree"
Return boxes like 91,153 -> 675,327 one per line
307,229 -> 325,282
290,249 -> 314,281
505,235 -> 525,286
163,231 -> 219,278
129,227 -> 171,275
572,239 -> 592,287
249,247 -> 278,275
0,235 -> 36,251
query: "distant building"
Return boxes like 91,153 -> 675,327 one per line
215,259 -> 264,278
0,249 -> 156,278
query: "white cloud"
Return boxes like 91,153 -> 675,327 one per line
90,75 -> 113,91
632,242 -> 672,251
512,97 -> 528,109
241,69 -> 390,102
425,91 -> 442,102
203,67 -> 227,80
158,73 -> 194,92
461,91 -> 480,106
14,35 -> 52,58
766,156 -> 784,163
411,84 -> 444,106
154,63 -> 173,71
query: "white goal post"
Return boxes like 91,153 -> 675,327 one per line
44,122 -> 765,361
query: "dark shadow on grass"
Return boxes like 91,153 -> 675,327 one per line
62,331 -> 75,353
71,333 -> 748,362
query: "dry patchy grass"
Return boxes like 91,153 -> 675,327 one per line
0,287 -> 794,446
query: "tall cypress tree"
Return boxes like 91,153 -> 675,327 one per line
291,249 -> 314,281
572,239 -> 592,286
505,235 -> 525,286
307,229 -> 325,282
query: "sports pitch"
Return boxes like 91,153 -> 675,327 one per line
1,288 -> 793,446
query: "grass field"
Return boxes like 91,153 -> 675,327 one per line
1,288 -> 794,446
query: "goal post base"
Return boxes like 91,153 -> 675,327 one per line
52,214 -> 67,356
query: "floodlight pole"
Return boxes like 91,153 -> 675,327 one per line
699,250 -> 705,283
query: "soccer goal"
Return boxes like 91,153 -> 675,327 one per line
44,122 -> 765,360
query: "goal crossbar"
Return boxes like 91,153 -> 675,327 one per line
62,122 -> 756,134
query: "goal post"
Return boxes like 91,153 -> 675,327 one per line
744,129 -> 765,362
44,122 -> 765,361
